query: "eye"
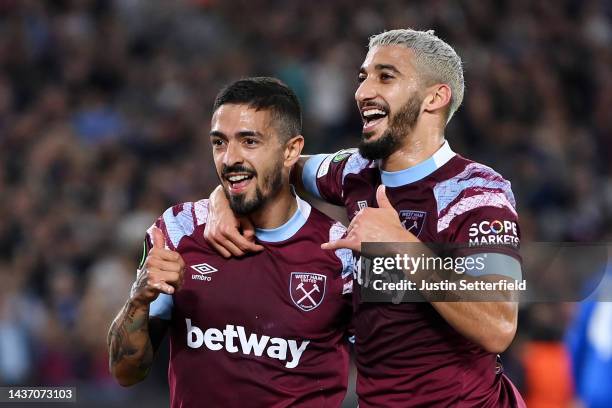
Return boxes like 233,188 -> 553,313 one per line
357,74 -> 366,83
244,138 -> 259,146
380,73 -> 394,81
211,138 -> 225,147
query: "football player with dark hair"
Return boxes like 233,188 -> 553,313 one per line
108,77 -> 353,408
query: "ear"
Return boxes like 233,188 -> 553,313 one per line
422,84 -> 452,116
284,135 -> 304,168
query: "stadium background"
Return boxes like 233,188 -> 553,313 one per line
0,0 -> 611,407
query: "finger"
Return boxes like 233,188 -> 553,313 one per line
240,219 -> 264,251
247,241 -> 264,252
150,248 -> 182,262
203,223 -> 214,241
346,215 -> 360,234
231,232 -> 264,252
160,271 -> 181,285
165,275 -> 184,292
240,217 -> 256,236
221,225 -> 251,248
242,229 -> 263,245
147,258 -> 184,274
236,220 -> 265,251
218,237 -> 247,257
152,227 -> 166,249
321,238 -> 356,251
243,228 -> 256,241
376,185 -> 393,209
151,281 -> 175,295
209,240 -> 232,258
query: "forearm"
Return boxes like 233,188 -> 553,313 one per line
376,241 -> 519,352
431,300 -> 517,353
107,300 -> 154,386
417,252 -> 519,352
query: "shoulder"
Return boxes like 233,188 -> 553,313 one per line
339,149 -> 375,184
152,199 -> 209,249
313,148 -> 374,182
433,157 -> 517,233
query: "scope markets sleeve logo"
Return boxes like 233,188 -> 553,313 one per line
468,220 -> 519,246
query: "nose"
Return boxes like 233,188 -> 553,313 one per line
355,78 -> 376,104
222,140 -> 243,167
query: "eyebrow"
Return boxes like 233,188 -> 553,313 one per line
375,64 -> 402,75
359,64 -> 402,76
209,130 -> 264,138
209,130 -> 225,138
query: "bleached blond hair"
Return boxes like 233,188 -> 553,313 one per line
369,29 -> 464,122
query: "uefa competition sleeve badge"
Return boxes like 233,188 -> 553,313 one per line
289,272 -> 326,311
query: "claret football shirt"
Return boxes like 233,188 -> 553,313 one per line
303,141 -> 525,407
145,195 -> 353,408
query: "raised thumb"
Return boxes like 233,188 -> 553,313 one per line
152,226 -> 166,249
376,185 -> 393,209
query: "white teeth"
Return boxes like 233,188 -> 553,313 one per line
363,109 -> 387,118
228,175 -> 249,182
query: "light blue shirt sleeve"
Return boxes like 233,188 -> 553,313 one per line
301,154 -> 328,199
149,294 -> 173,320
464,253 -> 522,280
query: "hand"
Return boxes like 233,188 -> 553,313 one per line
130,227 -> 186,306
322,185 -> 417,252
203,185 -> 264,258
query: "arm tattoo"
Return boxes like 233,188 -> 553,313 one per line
108,300 -> 154,378
129,269 -> 149,300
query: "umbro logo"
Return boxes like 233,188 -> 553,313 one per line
191,263 -> 218,281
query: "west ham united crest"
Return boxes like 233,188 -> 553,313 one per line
289,272 -> 326,312
399,210 -> 427,237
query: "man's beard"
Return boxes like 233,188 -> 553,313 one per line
358,93 -> 422,160
223,161 -> 284,216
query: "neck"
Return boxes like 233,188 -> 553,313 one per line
248,184 -> 297,229
380,122 -> 445,172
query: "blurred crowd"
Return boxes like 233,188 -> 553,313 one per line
0,0 -> 611,406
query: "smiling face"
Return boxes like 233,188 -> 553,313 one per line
355,45 -> 425,160
210,104 -> 285,215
